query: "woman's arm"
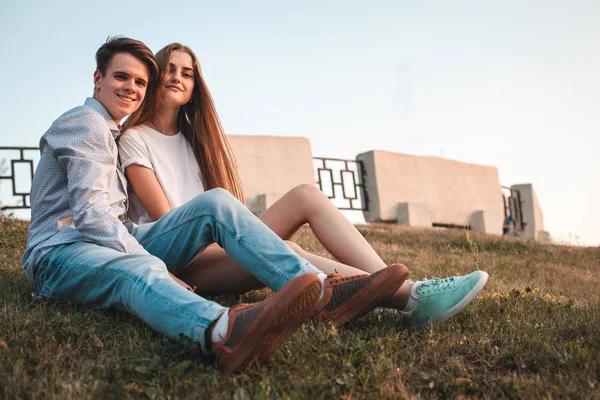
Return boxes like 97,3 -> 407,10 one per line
125,164 -> 195,292
125,164 -> 172,221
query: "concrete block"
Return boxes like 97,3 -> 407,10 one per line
357,150 -> 504,228
396,202 -> 432,228
228,135 -> 316,209
511,183 -> 544,241
245,193 -> 281,216
469,210 -> 504,236
538,230 -> 552,243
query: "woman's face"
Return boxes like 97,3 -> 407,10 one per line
161,50 -> 195,107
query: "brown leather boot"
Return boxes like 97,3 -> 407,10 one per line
314,264 -> 409,326
209,273 -> 321,373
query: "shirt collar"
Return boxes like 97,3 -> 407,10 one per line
84,97 -> 122,139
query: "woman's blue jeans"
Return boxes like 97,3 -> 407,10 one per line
32,188 -> 321,353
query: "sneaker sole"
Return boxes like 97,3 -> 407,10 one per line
254,276 -> 323,364
323,264 -> 410,327
221,274 -> 321,372
422,271 -> 489,328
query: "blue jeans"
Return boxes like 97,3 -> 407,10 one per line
32,188 -> 321,353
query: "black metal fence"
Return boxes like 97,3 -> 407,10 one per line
502,186 -> 526,233
0,147 -> 39,211
1,147 -> 369,213
1,146 -> 522,237
313,157 -> 368,211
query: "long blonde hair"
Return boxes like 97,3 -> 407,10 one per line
124,43 -> 244,202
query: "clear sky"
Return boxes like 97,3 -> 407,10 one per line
1,0 -> 598,245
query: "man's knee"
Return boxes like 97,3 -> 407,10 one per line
118,256 -> 169,287
192,188 -> 239,209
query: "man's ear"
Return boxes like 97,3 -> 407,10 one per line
93,69 -> 102,91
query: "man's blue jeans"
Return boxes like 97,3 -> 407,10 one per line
32,188 -> 321,353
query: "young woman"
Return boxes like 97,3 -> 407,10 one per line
119,43 -> 488,329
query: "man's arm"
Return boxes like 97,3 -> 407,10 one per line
48,111 -> 148,255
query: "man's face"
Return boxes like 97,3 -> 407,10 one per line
93,53 -> 149,124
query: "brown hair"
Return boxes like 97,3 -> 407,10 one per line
96,36 -> 159,82
124,43 -> 244,202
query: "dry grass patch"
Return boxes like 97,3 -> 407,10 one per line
1,218 -> 599,399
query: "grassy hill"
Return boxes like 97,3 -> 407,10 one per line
1,218 -> 599,399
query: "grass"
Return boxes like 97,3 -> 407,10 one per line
1,217 -> 599,399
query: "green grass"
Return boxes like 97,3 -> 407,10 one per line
1,217 -> 599,399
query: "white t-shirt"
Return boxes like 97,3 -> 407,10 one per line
118,125 -> 205,224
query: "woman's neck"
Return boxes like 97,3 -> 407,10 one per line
149,105 -> 180,136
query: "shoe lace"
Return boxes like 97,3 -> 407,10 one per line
416,276 -> 458,295
328,273 -> 354,284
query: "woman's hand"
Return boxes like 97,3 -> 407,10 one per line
169,271 -> 195,292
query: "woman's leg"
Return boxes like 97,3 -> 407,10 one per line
259,184 -> 411,308
260,184 -> 387,272
179,185 -> 411,307
135,188 -> 321,292
178,243 -> 265,295
178,241 -> 374,296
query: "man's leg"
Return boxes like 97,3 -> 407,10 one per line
132,188 -> 410,327
33,241 -> 226,353
33,241 -> 322,372
132,188 -> 322,291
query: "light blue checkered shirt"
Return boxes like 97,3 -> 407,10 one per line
22,97 -> 148,280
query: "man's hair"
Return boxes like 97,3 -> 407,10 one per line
95,36 -> 158,82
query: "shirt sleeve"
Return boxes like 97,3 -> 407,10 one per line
118,128 -> 154,170
46,111 -> 148,255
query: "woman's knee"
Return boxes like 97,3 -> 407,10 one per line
288,184 -> 323,201
284,240 -> 303,254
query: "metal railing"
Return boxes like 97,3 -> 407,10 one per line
0,147 -> 39,211
1,147 -> 370,213
2,146 -> 520,234
313,157 -> 368,211
502,186 -> 526,233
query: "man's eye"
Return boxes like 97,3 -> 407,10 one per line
136,81 -> 147,87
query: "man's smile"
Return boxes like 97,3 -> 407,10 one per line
117,93 -> 134,103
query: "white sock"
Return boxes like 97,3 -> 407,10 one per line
400,282 -> 420,314
316,272 -> 328,300
210,309 -> 230,343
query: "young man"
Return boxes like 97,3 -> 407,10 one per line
22,37 -> 409,372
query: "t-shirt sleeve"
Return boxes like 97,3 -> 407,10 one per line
118,128 -> 154,170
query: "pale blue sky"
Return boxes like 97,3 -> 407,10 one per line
1,1 -> 598,245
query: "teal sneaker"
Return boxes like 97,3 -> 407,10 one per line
400,271 -> 488,329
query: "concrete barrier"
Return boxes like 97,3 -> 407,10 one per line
228,135 -> 316,215
357,150 -> 505,235
511,183 -> 548,241
396,202 -> 432,228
